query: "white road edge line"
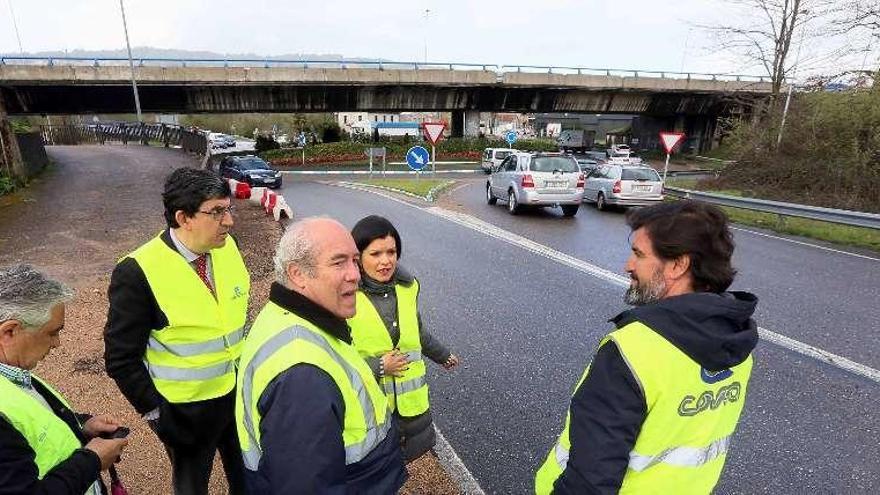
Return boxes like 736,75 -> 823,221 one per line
730,226 -> 880,262
434,426 -> 487,495
332,183 -> 880,384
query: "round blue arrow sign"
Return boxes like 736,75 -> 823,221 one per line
505,130 -> 518,146
406,146 -> 430,171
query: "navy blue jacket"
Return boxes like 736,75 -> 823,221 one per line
244,283 -> 407,494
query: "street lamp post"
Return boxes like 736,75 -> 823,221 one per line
777,11 -> 808,146
119,0 -> 142,122
423,8 -> 430,64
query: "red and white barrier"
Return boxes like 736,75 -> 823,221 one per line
225,179 -> 293,222
257,187 -> 293,222
225,178 -> 251,199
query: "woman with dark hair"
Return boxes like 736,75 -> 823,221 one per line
348,215 -> 459,462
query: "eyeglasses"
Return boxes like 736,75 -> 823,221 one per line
197,205 -> 235,221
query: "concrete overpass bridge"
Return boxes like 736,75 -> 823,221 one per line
0,56 -> 773,148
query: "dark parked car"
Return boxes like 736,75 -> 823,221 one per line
219,155 -> 282,189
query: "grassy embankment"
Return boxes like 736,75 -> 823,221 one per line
357,179 -> 453,199
665,178 -> 880,253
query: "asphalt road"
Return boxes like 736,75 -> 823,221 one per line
281,179 -> 880,494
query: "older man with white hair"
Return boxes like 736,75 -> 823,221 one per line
0,264 -> 129,495
235,217 -> 406,494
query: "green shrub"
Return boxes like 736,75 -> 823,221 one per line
254,134 -> 281,153
0,175 -> 17,196
721,89 -> 880,213
319,122 -> 342,143
10,120 -> 33,134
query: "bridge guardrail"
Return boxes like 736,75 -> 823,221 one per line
0,56 -> 770,83
664,187 -> 880,230
41,123 -> 207,155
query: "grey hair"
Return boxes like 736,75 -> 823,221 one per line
274,216 -> 334,285
0,265 -> 73,330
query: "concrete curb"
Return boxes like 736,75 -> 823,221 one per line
433,425 -> 486,495
335,180 -> 455,203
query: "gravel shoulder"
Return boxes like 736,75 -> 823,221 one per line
0,144 -> 459,494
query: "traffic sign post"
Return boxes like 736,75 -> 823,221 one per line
422,122 -> 446,175
365,147 -> 386,178
505,130 -> 517,146
659,132 -> 686,182
406,146 -> 431,182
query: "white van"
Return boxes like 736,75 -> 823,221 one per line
481,148 -> 517,173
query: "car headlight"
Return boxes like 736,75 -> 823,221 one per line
275,171 -> 281,177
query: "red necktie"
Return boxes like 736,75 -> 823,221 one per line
194,254 -> 214,295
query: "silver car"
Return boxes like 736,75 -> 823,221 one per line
481,148 -> 516,173
486,152 -> 584,216
583,164 -> 664,210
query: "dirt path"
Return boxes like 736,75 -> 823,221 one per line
0,144 -> 459,494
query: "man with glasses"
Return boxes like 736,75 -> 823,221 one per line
104,167 -> 250,495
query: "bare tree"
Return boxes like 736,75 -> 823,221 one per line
703,0 -> 832,108
833,0 -> 880,34
829,1 -> 880,86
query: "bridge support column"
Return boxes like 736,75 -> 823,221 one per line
450,110 -> 481,138
0,94 -> 26,181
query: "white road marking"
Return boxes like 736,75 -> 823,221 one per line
731,226 -> 880,262
333,181 -> 880,384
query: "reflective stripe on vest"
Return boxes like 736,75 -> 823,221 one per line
547,434 -> 730,475
145,359 -> 237,381
628,435 -> 730,472
126,233 -> 249,403
347,281 -> 429,417
0,375 -> 101,494
237,304 -> 391,471
535,321 -> 753,495
147,327 -> 244,357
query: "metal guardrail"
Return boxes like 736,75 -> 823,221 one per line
0,56 -> 770,83
664,187 -> 880,230
40,123 -> 207,155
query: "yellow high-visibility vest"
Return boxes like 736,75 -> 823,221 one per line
0,374 -> 100,494
126,233 -> 249,403
536,320 -> 753,494
235,300 -> 392,471
348,280 -> 429,417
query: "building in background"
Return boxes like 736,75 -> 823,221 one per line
336,112 -> 400,135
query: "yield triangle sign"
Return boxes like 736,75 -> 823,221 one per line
659,132 -> 685,153
423,122 -> 446,145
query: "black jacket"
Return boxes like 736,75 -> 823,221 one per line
245,283 -> 407,494
0,379 -> 104,495
103,230 -> 237,446
553,291 -> 759,494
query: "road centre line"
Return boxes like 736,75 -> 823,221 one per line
330,182 -> 880,385
730,226 -> 880,262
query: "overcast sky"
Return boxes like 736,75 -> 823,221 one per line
1,0 -> 871,79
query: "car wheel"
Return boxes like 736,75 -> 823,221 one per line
486,184 -> 497,205
596,192 -> 607,211
507,189 -> 520,215
561,204 -> 579,217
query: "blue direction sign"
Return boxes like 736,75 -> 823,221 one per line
406,146 -> 430,171
505,130 -> 518,146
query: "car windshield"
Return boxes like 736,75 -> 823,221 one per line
494,151 -> 511,160
621,168 -> 661,181
531,156 -> 578,173
237,158 -> 271,171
